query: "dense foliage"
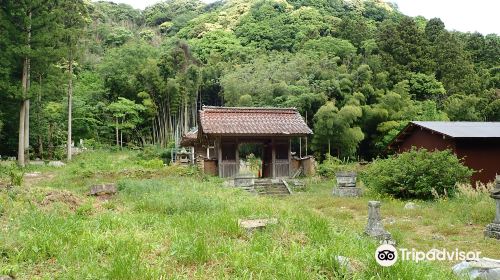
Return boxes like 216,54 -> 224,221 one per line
0,0 -> 498,162
362,148 -> 473,199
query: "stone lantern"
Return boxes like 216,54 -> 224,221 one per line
484,176 -> 500,239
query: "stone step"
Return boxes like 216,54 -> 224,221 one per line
233,179 -> 291,196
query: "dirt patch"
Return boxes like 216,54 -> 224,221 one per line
40,190 -> 83,211
0,181 -> 10,190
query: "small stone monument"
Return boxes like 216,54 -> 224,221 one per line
238,218 -> 278,233
365,201 -> 393,243
332,172 -> 363,197
89,183 -> 117,196
484,176 -> 500,239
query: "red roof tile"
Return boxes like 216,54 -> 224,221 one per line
199,106 -> 313,136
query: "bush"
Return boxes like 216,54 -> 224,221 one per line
361,148 -> 473,200
0,164 -> 24,186
317,155 -> 358,178
137,144 -> 172,163
82,138 -> 109,149
317,155 -> 343,178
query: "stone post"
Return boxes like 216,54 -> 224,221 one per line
484,176 -> 500,239
365,201 -> 392,242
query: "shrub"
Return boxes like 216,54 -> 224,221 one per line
0,164 -> 24,186
82,138 -> 109,149
317,155 -> 358,178
137,144 -> 172,163
361,148 -> 473,200
317,155 -> 343,178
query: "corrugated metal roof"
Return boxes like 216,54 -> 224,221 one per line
199,106 -> 313,136
411,121 -> 500,138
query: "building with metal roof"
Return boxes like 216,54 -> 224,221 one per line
388,121 -> 500,183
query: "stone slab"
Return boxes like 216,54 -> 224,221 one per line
453,258 -> 500,280
333,187 -> 363,197
485,223 -> 500,239
25,172 -> 42,178
238,218 -> 278,232
335,172 -> 357,187
89,183 -> 117,196
48,161 -> 65,167
234,176 -> 255,187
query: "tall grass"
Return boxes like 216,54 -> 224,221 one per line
0,150 -> 480,279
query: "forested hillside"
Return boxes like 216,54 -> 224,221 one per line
1,0 -> 499,162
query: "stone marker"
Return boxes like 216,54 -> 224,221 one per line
48,161 -> 65,167
0,276 -> 13,280
365,201 -> 393,242
89,183 -> 117,196
404,202 -> 418,210
334,255 -> 353,274
238,218 -> 278,232
484,176 -> 500,239
25,172 -> 42,178
452,258 -> 500,280
332,172 -> 363,197
431,234 -> 446,241
29,160 -> 45,166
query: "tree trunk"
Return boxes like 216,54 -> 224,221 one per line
67,51 -> 73,161
37,75 -> 43,159
24,100 -> 30,161
18,100 -> 26,167
18,12 -> 32,167
183,97 -> 188,134
48,124 -> 53,159
24,11 -> 32,163
115,117 -> 119,146
120,117 -> 124,148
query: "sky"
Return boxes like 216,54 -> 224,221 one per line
101,0 -> 499,35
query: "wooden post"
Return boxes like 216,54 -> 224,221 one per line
217,137 -> 222,177
235,138 -> 239,176
271,138 -> 276,178
288,138 -> 292,177
299,137 -> 302,158
305,136 -> 308,156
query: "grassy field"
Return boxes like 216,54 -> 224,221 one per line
0,151 -> 498,279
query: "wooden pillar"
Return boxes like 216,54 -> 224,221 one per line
217,137 -> 222,177
271,138 -> 276,178
305,136 -> 308,156
299,137 -> 302,158
288,138 -> 292,177
235,138 -> 239,175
